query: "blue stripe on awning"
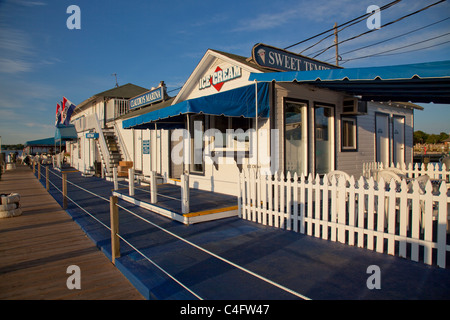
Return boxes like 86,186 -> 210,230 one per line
248,60 -> 450,82
123,82 -> 270,129
248,60 -> 450,104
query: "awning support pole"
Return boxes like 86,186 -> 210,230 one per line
255,80 -> 259,169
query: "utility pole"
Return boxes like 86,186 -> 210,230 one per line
334,22 -> 339,67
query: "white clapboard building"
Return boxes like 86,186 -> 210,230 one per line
68,44 -> 436,196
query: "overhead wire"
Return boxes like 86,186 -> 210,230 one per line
283,0 -> 402,51
324,16 -> 450,61
311,0 -> 446,59
340,33 -> 450,64
297,0 -> 402,55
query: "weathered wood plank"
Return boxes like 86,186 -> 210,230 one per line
0,165 -> 144,300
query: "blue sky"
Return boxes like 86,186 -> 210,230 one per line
0,0 -> 449,144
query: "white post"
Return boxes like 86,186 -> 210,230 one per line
113,167 -> 118,190
254,80 -> 259,169
149,170 -> 157,204
181,173 -> 190,214
128,168 -> 135,196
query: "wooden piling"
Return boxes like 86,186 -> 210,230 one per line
109,195 -> 120,264
46,166 -> 49,191
62,172 -> 67,210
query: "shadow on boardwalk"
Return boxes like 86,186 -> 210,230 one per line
28,164 -> 450,301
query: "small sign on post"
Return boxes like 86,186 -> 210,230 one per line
143,140 -> 150,155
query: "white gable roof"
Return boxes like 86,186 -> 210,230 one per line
172,49 -> 266,105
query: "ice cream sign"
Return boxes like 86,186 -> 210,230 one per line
199,65 -> 242,91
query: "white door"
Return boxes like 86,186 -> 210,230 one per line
375,113 -> 389,166
392,116 -> 405,165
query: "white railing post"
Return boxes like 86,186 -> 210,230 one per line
113,167 -> 118,190
149,171 -> 157,204
238,171 -> 243,218
436,182 -> 448,268
128,168 -> 135,196
181,173 -> 190,214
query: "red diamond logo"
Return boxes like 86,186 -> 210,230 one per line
210,66 -> 224,91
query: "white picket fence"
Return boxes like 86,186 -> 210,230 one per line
363,162 -> 450,182
238,168 -> 450,268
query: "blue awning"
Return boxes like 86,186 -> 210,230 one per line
248,60 -> 450,103
123,82 -> 270,129
55,124 -> 78,143
25,137 -> 58,147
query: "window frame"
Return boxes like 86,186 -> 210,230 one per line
340,116 -> 358,152
283,98 -> 309,176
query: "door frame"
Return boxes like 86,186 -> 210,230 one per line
375,112 -> 390,165
392,114 -> 406,165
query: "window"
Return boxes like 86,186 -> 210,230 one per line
211,115 -> 252,149
341,117 -> 357,151
213,115 -> 229,148
284,101 -> 308,176
314,104 -> 334,174
190,114 -> 205,174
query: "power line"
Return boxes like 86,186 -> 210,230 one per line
298,0 -> 402,55
340,32 -> 450,64
283,0 -> 401,51
324,17 -> 450,62
312,0 -> 446,59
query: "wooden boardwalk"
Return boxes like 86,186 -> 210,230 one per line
0,165 -> 144,300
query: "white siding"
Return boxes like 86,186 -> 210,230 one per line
337,102 -> 414,177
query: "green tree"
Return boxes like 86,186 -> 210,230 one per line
413,131 -> 428,144
439,132 -> 449,142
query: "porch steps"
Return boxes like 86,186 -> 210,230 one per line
96,128 -> 124,177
